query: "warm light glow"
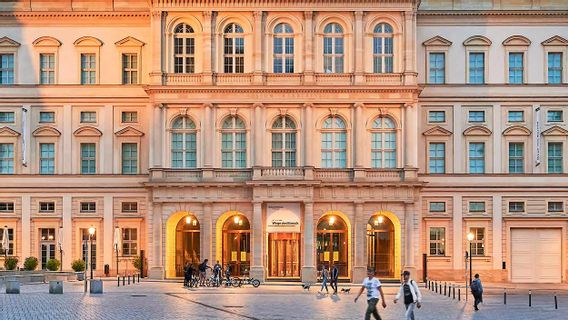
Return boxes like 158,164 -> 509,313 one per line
378,216 -> 384,224
88,226 -> 95,236
185,216 -> 192,224
234,216 -> 240,224
467,232 -> 474,241
329,216 -> 335,225
48,235 -> 54,240
374,219 -> 379,226
192,220 -> 197,226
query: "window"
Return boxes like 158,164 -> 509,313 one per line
509,201 -> 525,213
0,143 -> 14,174
80,201 -> 96,213
0,228 -> 14,255
371,117 -> 396,168
39,143 -> 55,174
508,111 -> 524,122
122,53 -> 138,84
547,110 -> 563,122
122,228 -> 138,256
428,142 -> 445,174
469,227 -> 485,256
221,116 -> 246,168
80,143 -> 96,174
373,23 -> 394,73
171,116 -> 197,168
508,142 -> 524,173
80,53 -> 96,84
469,142 -> 485,174
81,228 -> 96,270
0,202 -> 14,212
121,143 -> 138,174
40,228 -> 56,269
547,142 -> 563,173
39,111 -> 55,123
271,116 -> 297,167
468,52 -> 485,84
224,23 -> 244,73
0,111 -> 14,123
40,53 -> 55,84
121,111 -> 138,123
0,53 -> 14,84
273,23 -> 294,73
429,227 -> 445,256
428,111 -> 446,123
80,111 -> 96,123
469,201 -> 486,213
508,53 -> 524,84
468,111 -> 485,123
548,202 -> 563,213
548,52 -> 562,84
323,23 -> 344,73
174,23 -> 195,74
39,201 -> 55,213
321,116 -> 347,168
428,53 -> 445,84
121,202 -> 138,213
429,202 -> 446,213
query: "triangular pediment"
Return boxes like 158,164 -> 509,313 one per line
115,36 -> 145,47
0,126 -> 20,137
542,35 -> 568,46
73,36 -> 103,47
115,126 -> 144,137
423,126 -> 453,136
423,36 -> 452,47
32,126 -> 61,137
73,126 -> 102,137
503,125 -> 531,136
463,125 -> 492,136
503,35 -> 531,46
542,125 -> 568,136
32,36 -> 62,47
0,36 -> 21,47
463,35 -> 492,47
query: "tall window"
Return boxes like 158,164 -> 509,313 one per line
122,53 -> 138,84
81,229 -> 96,270
548,142 -> 563,173
171,116 -> 197,168
428,52 -> 445,84
0,53 -> 14,84
121,143 -> 138,174
469,142 -> 485,174
468,52 -> 485,84
0,228 -> 14,255
469,227 -> 485,256
371,117 -> 396,168
0,143 -> 14,174
273,23 -> 294,73
321,116 -> 347,168
429,142 -> 445,173
39,143 -> 55,174
323,23 -> 344,73
221,116 -> 246,168
508,142 -> 524,173
40,53 -> 55,84
373,23 -> 394,73
548,52 -> 563,84
80,53 -> 96,84
174,23 -> 195,74
508,52 -> 524,84
271,116 -> 297,167
122,228 -> 138,256
224,23 -> 245,73
80,143 -> 96,174
429,227 -> 445,256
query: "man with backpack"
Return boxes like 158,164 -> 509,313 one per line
470,273 -> 483,311
213,260 -> 222,287
330,264 -> 339,295
394,270 -> 422,320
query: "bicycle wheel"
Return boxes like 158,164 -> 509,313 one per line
251,279 -> 260,288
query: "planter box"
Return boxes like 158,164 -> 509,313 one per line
89,279 -> 103,294
49,280 -> 63,294
77,272 -> 85,281
6,280 -> 20,294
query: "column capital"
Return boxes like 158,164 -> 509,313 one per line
253,11 -> 264,21
404,102 -> 416,108
354,11 -> 364,19
202,10 -> 214,19
203,102 -> 213,109
354,201 -> 365,206
304,11 -> 314,20
303,201 -> 314,206
353,102 -> 365,109
151,10 -> 162,19
303,103 -> 314,109
253,102 -> 265,109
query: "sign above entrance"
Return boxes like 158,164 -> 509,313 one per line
266,203 -> 301,233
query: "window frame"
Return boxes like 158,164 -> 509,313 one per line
39,201 -> 56,213
170,116 -> 198,169
468,142 -> 485,174
223,23 -> 245,74
322,23 -> 345,74
121,202 -> 138,213
79,201 -> 97,213
547,201 -> 564,213
468,110 -> 486,123
428,142 -> 446,174
39,111 -> 55,123
429,227 -> 446,256
428,52 -> 446,84
508,201 -> 525,213
0,202 -> 15,213
0,227 -> 14,255
39,53 -> 56,85
121,111 -> 138,124
547,110 -> 563,123
372,23 -> 394,74
39,142 -> 56,175
271,115 -> 297,167
467,52 -> 486,84
468,201 -> 486,213
80,143 -> 97,174
272,23 -> 295,74
507,110 -> 524,123
121,228 -> 138,257
0,111 -> 15,124
320,115 -> 347,168
173,23 -> 196,74
428,110 -> 446,124
508,142 -> 524,174
428,201 -> 446,213
0,143 -> 15,174
370,116 -> 397,169
507,52 -> 525,84
80,53 -> 97,85
220,115 -> 247,168
0,52 -> 16,85
547,142 -> 563,173
546,52 -> 563,84
469,227 -> 485,256
121,143 -> 138,175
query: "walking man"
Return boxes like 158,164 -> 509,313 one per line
320,265 -> 330,294
354,268 -> 386,320
394,270 -> 422,320
183,262 -> 191,287
470,273 -> 483,311
330,264 -> 339,295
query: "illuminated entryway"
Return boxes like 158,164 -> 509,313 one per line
316,214 -> 349,277
367,212 -> 400,278
268,233 -> 301,278
175,214 -> 200,277
222,214 -> 251,276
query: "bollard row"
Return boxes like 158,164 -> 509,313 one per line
117,273 -> 141,287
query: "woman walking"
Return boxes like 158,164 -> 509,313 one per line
320,265 -> 330,294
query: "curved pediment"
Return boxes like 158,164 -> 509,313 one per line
73,36 -> 103,47
423,35 -> 452,47
542,35 -> 568,46
0,36 -> 20,47
542,125 -> 568,136
503,125 -> 531,136
502,35 -> 531,47
115,36 -> 145,47
423,126 -> 453,136
32,126 -> 61,137
32,36 -> 62,47
463,125 -> 492,136
115,126 -> 144,137
463,35 -> 492,47
0,126 -> 20,137
73,126 -> 102,137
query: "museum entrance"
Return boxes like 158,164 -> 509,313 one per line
268,233 -> 301,278
316,214 -> 348,277
367,214 -> 395,278
175,214 -> 200,277
222,214 -> 251,276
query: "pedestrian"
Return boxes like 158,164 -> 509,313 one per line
213,260 -> 222,286
354,268 -> 386,320
320,265 -> 330,294
198,259 -> 211,287
187,263 -> 195,287
183,262 -> 191,287
394,270 -> 422,320
224,263 -> 231,287
470,273 -> 483,311
331,264 -> 339,295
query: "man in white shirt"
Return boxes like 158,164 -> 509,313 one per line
394,270 -> 422,320
354,268 -> 387,320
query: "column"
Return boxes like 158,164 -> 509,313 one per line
201,203 -> 213,263
152,104 -> 164,167
21,105 -> 31,173
352,202 -> 366,282
253,11 -> 264,84
148,202 -> 164,279
103,195 -> 113,271
100,105 -> 113,174
62,105 -> 72,174
21,195 -> 31,258
303,103 -> 314,167
202,11 -> 214,84
354,103 -> 365,168
492,195 -> 503,271
452,195 -> 463,270
303,11 -> 315,84
403,202 -> 415,273
150,10 -> 164,85
253,103 -> 264,166
301,202 -> 316,282
250,201 -> 265,280
62,195 -> 72,271
403,10 -> 416,85
453,105 -> 464,173
493,104 -> 502,173
404,104 -> 418,179
203,103 -> 213,167
354,11 -> 364,83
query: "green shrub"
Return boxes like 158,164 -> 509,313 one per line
23,256 -> 38,271
132,256 -> 143,272
46,259 -> 60,271
4,257 -> 18,270
71,259 -> 86,272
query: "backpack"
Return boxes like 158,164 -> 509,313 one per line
470,280 -> 480,293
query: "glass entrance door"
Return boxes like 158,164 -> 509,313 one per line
367,215 -> 395,278
40,228 -> 56,269
316,215 -> 348,277
175,215 -> 200,277
268,233 -> 300,278
223,232 -> 251,276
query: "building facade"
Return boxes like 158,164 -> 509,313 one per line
0,0 -> 566,283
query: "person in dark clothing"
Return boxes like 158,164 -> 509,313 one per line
470,273 -> 484,311
224,263 -> 231,287
187,264 -> 195,287
198,259 -> 211,287
183,262 -> 191,287
213,261 -> 222,287
330,265 -> 339,294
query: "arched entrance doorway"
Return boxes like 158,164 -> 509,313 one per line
367,213 -> 396,278
175,214 -> 200,277
222,214 -> 251,276
316,214 -> 349,277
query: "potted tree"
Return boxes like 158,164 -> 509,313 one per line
4,257 -> 18,270
23,257 -> 38,271
46,259 -> 60,272
71,259 -> 86,281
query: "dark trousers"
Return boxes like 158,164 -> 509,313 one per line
330,278 -> 338,293
365,298 -> 382,320
183,275 -> 190,287
473,292 -> 483,310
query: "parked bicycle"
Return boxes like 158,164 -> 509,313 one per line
233,275 -> 261,288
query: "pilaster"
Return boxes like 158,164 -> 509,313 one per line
21,195 -> 31,258
303,103 -> 314,167
150,10 -> 165,85
253,11 -> 264,84
201,203 -> 213,263
148,202 -> 164,279
62,195 -> 72,271
453,195 -> 463,270
404,103 -> 418,169
352,201 -> 366,282
354,11 -> 365,84
250,201 -> 265,281
301,202 -> 316,283
202,11 -> 214,84
203,103 -> 213,167
303,11 -> 314,84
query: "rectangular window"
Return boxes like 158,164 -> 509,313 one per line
80,201 -> 96,213
39,143 -> 55,175
508,142 -> 524,173
80,53 -> 96,84
0,202 -> 14,212
40,53 -> 55,84
121,111 -> 138,123
468,52 -> 485,84
121,143 -> 138,175
0,143 -> 14,174
428,142 -> 445,174
81,228 -> 96,270
429,227 -> 445,256
122,53 -> 138,85
0,111 -> 15,123
122,228 -> 138,256
0,228 -> 14,255
39,201 -> 55,213
121,202 -> 138,213
39,111 -> 55,123
469,227 -> 485,256
547,110 -> 563,123
80,111 -> 96,123
508,52 -> 524,84
429,202 -> 446,213
428,111 -> 446,123
468,110 -> 485,123
80,143 -> 96,174
0,53 -> 15,84
548,142 -> 563,173
548,202 -> 564,213
428,52 -> 445,84
469,142 -> 485,174
509,202 -> 525,213
469,201 -> 486,213
548,52 -> 563,84
507,111 -> 524,122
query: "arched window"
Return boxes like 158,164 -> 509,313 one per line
271,116 -> 297,167
224,23 -> 245,73
173,23 -> 195,73
171,116 -> 197,168
371,116 -> 396,168
221,116 -> 246,168
321,116 -> 347,168
373,23 -> 394,73
273,23 -> 294,73
323,23 -> 344,74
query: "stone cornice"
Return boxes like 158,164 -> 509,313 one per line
417,10 -> 568,26
0,11 -> 150,26
144,86 -> 422,94
150,0 -> 418,10
418,10 -> 568,16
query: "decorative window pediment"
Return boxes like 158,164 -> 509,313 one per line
32,36 -> 61,47
463,35 -> 492,47
542,125 -> 568,136
73,36 -> 103,47
32,126 -> 61,137
463,125 -> 492,136
423,36 -> 452,47
0,126 -> 20,137
115,36 -> 145,48
73,126 -> 102,137
542,35 -> 568,47
502,35 -> 531,47
423,126 -> 453,136
0,36 -> 20,48
115,126 -> 144,137
502,125 -> 531,136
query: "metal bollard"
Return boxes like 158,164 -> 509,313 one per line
504,288 -> 507,305
555,293 -> 558,310
529,290 -> 532,307
435,282 -> 438,293
448,285 -> 451,298
128,275 -> 131,285
122,275 -> 125,286
453,286 -> 455,299
458,288 -> 461,301
118,276 -> 120,287
138,273 -> 140,283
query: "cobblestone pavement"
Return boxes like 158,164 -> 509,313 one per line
1,281 -> 566,319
